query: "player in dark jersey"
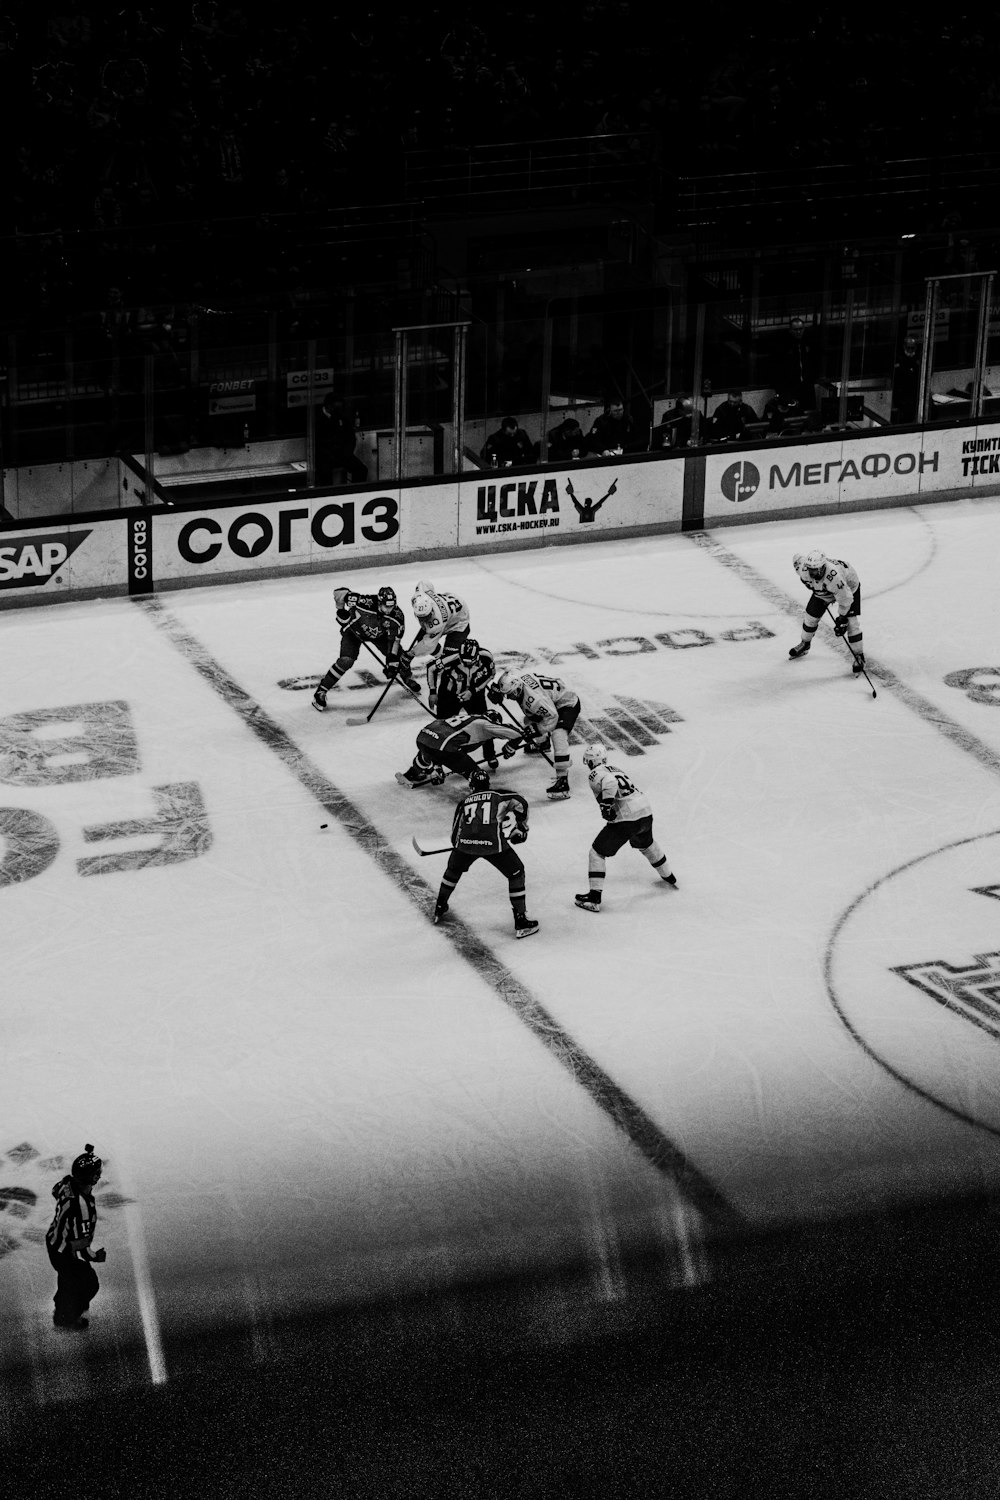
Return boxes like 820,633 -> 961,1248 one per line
432,769 -> 539,938
313,585 -> 419,709
45,1144 -> 107,1329
426,639 -> 498,764
395,710 -> 521,788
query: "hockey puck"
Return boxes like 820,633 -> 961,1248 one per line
319,823 -> 328,829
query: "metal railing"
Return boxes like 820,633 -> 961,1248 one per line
404,132 -> 659,205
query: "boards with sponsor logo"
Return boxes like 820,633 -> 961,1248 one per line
2,424 -> 997,608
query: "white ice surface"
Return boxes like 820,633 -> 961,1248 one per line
4,496 -> 1000,1381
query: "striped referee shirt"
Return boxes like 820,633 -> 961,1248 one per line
46,1175 -> 97,1260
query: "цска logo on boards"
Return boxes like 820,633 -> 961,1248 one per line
0,532 -> 90,589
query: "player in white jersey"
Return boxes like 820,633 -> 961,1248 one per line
788,550 -> 865,672
404,583 -> 471,671
489,668 -> 581,799
574,745 -> 676,912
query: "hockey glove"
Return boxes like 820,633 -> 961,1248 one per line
91,1247 -> 107,1262
833,615 -> 850,636
383,661 -> 399,679
398,649 -> 413,668
487,684 -> 505,704
486,709 -> 503,725
599,802 -> 617,821
508,827 -> 527,844
501,739 -> 522,759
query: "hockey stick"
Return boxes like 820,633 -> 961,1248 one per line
346,637 -> 429,725
826,608 -> 877,699
491,700 -> 555,767
411,836 -> 453,857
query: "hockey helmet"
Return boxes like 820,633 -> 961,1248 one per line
803,550 -> 827,580
468,768 -> 490,792
493,669 -> 523,700
412,592 -> 435,619
377,585 -> 397,613
71,1144 -> 102,1186
582,743 -> 608,770
458,637 -> 480,664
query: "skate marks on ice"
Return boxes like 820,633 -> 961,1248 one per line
687,530 -> 1000,779
131,596 -> 746,1236
692,528 -> 1000,1140
825,827 -> 1000,1141
468,505 -> 936,619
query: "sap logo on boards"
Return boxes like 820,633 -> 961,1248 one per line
0,532 -> 90,589
177,497 -> 399,563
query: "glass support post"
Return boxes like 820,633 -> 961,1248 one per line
143,353 -> 155,506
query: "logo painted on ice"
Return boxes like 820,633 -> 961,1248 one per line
827,828 -> 1000,1137
720,461 -> 760,503
892,951 -> 1000,1040
0,532 -> 90,589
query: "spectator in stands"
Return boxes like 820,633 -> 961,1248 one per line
710,390 -> 759,442
762,391 -> 803,436
481,415 -> 536,467
890,334 -> 921,425
586,398 -> 638,456
545,416 -> 585,463
651,397 -> 696,450
316,395 -> 368,486
773,317 -> 820,412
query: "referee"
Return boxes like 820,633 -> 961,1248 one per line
46,1144 -> 107,1329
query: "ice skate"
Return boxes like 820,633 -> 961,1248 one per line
574,892 -> 602,913
395,766 -> 433,788
546,777 -> 571,800
788,641 -> 811,660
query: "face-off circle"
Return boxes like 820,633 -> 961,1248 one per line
826,828 -> 1000,1139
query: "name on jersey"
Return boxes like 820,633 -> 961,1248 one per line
0,532 -> 90,589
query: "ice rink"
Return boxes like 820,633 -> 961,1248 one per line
4,494 -> 1000,1403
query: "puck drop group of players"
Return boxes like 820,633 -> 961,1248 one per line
312,576 -> 680,936
312,546 -> 866,939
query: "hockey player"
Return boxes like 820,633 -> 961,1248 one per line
788,551 -> 865,672
313,585 -> 420,710
404,581 -> 471,664
489,668 -> 581,800
396,710 -> 521,788
574,745 -> 676,913
46,1144 -> 107,1329
432,768 -> 539,939
427,638 -> 497,734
